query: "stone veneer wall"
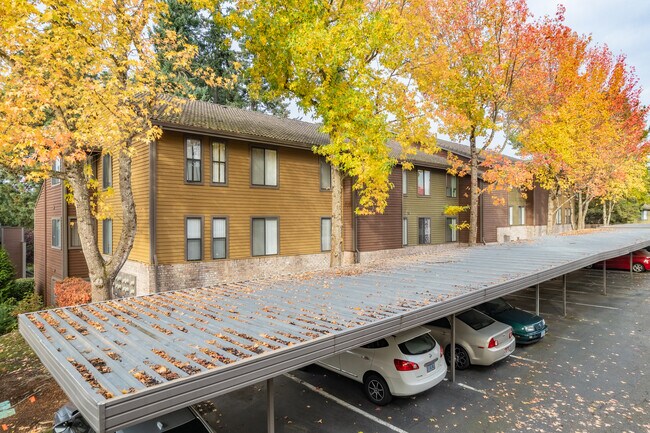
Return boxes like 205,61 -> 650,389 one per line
496,224 -> 573,243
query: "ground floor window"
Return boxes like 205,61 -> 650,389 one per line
252,218 -> 278,256
643,210 -> 648,221
212,218 -> 227,259
418,218 -> 431,244
321,218 -> 331,251
51,218 -> 61,249
102,219 -> 112,255
508,206 -> 514,226
68,218 -> 81,248
402,217 -> 408,246
186,217 -> 202,261
446,217 -> 458,242
519,206 -> 525,225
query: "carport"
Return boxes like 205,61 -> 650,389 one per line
19,227 -> 650,433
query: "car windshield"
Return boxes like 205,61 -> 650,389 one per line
398,332 -> 436,355
458,310 -> 495,331
483,298 -> 512,314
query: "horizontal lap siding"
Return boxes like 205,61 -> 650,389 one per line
34,189 -> 46,296
45,180 -> 63,304
508,189 -> 527,226
403,167 -> 458,246
356,169 -> 402,251
533,186 -> 549,226
156,131 -> 331,264
481,189 -> 508,243
66,203 -> 89,279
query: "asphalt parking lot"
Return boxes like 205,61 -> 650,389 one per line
201,268 -> 650,433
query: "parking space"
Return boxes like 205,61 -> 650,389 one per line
203,269 -> 650,432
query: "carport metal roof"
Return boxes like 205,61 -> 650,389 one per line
19,227 -> 650,433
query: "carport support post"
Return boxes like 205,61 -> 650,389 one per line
451,313 -> 456,383
267,378 -> 274,433
562,274 -> 567,317
603,260 -> 607,295
535,284 -> 540,316
630,252 -> 633,279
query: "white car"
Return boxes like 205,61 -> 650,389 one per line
425,309 -> 515,370
317,326 -> 447,405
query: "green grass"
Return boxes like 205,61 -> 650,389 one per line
0,330 -> 38,375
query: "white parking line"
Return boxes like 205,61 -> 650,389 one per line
554,336 -> 581,342
507,294 -> 621,310
442,378 -> 487,395
509,354 -> 543,364
284,373 -> 410,433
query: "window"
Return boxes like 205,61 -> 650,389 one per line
643,210 -> 648,221
102,154 -> 112,188
320,157 -> 331,190
417,169 -> 430,196
565,208 -> 572,224
446,175 -> 457,198
519,206 -> 526,225
212,218 -> 227,259
186,217 -> 202,261
51,218 -> 61,248
51,157 -> 62,186
402,217 -> 408,246
252,218 -> 278,256
102,219 -> 112,255
402,170 -> 407,195
69,218 -> 81,248
211,142 -> 226,184
555,209 -> 562,225
252,147 -> 277,186
446,217 -> 457,242
508,206 -> 514,225
418,218 -> 431,244
185,138 -> 202,183
321,218 -> 331,251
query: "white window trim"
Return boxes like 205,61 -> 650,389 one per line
252,217 -> 279,256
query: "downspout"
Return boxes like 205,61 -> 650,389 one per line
62,183 -> 68,279
352,185 -> 360,264
43,185 -> 47,301
149,139 -> 159,293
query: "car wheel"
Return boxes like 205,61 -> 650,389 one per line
632,263 -> 645,273
445,345 -> 471,370
363,373 -> 392,405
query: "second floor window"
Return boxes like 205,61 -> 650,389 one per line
417,169 -> 430,196
212,142 -> 226,184
320,157 -> 331,190
186,217 -> 202,261
51,218 -> 61,248
418,217 -> 431,244
252,147 -> 277,186
102,154 -> 112,188
402,170 -> 408,195
102,219 -> 112,255
252,217 -> 278,256
519,206 -> 525,225
446,175 -> 457,198
212,218 -> 227,259
321,218 -> 332,251
186,138 -> 202,183
69,218 -> 81,248
51,157 -> 62,186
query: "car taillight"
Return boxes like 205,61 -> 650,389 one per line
394,359 -> 419,371
487,337 -> 497,348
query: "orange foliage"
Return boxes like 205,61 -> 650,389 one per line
55,278 -> 92,307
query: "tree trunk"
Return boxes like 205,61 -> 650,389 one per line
468,130 -> 479,246
66,147 -> 138,302
330,165 -> 343,267
577,192 -> 584,230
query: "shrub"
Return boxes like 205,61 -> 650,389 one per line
12,293 -> 43,317
0,302 -> 16,335
54,278 -> 91,307
3,278 -> 34,303
0,248 -> 15,301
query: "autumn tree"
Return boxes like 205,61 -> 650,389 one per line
413,0 -> 533,245
0,0 -> 223,301
232,0 -> 434,266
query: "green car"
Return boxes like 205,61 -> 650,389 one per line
474,298 -> 547,344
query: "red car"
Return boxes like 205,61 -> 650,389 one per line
589,249 -> 650,273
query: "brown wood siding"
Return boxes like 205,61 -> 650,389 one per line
355,169 -> 402,251
97,141 -> 150,263
34,187 -> 46,296
481,189 -> 508,243
403,167 -> 459,245
533,186 -> 549,226
34,179 -> 64,305
1,228 -> 24,279
156,131 -> 331,264
66,202 -> 89,279
343,177 -> 354,252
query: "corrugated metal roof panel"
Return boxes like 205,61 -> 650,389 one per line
19,227 -> 650,432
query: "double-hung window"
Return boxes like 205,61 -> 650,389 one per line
519,206 -> 526,225
565,208 -> 572,224
402,170 -> 408,195
417,170 -> 430,196
212,218 -> 227,259
642,210 -> 648,221
446,217 -> 458,242
320,157 -> 331,190
402,217 -> 408,246
508,206 -> 514,226
185,138 -> 202,183
252,148 -> 277,186
51,218 -> 61,248
252,218 -> 278,256
186,217 -> 202,261
321,218 -> 332,251
555,209 -> 562,225
69,218 -> 81,248
211,142 -> 226,184
418,218 -> 431,244
102,155 -> 112,188
51,157 -> 62,186
446,175 -> 457,198
102,219 -> 112,255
